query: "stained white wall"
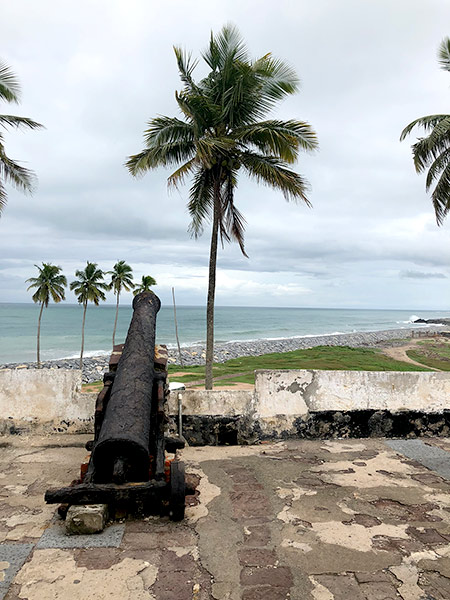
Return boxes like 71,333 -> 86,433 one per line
0,369 -> 94,433
255,370 -> 450,415
2,368 -> 450,435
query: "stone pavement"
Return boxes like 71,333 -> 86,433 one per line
1,435 -> 450,599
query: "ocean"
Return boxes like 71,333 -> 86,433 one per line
1,303 -> 449,365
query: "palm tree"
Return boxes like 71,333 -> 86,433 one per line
70,262 -> 108,369
400,37 -> 450,225
107,260 -> 134,347
26,263 -> 67,367
0,60 -> 43,215
126,25 -> 318,388
133,275 -> 157,295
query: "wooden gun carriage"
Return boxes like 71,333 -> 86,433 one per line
45,292 -> 187,521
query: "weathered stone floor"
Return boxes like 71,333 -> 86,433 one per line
1,434 -> 450,599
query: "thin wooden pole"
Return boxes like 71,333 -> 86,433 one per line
172,287 -> 183,366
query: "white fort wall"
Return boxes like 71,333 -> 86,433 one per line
0,369 -> 94,434
1,368 -> 450,437
254,370 -> 450,415
172,370 -> 450,416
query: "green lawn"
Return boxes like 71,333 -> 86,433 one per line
167,345 -> 430,386
82,344 -> 431,392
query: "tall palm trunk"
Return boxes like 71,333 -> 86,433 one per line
112,292 -> 120,347
172,287 -> 183,366
80,301 -> 87,370
205,185 -> 220,389
36,302 -> 44,368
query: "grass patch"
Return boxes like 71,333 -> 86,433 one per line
167,345 -> 430,386
82,345 -> 432,391
82,380 -> 103,393
407,340 -> 450,371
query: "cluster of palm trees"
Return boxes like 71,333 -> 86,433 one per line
26,261 -> 156,368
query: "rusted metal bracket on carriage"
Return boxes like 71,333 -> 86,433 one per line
45,292 -> 190,521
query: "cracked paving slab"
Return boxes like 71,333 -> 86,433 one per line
14,549 -> 158,600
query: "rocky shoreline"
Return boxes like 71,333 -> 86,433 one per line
414,317 -> 450,326
1,326 -> 448,384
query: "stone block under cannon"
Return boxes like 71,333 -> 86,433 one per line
45,292 -> 188,521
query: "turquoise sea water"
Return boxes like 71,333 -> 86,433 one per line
1,303 -> 450,364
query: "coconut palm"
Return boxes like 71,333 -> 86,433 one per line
70,262 -> 108,369
133,275 -> 157,295
107,260 -> 135,347
126,24 -> 318,388
400,37 -> 450,225
26,263 -> 67,367
0,60 -> 43,216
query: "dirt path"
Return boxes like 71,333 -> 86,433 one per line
381,342 -> 441,371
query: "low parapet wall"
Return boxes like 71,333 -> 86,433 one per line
256,369 -> 450,414
171,370 -> 450,444
2,368 -> 450,440
0,369 -> 94,434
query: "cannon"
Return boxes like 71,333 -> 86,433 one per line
45,292 -> 187,521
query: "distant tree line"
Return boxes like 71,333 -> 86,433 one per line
26,261 -> 157,368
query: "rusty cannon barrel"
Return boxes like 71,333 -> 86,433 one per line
92,291 -> 160,484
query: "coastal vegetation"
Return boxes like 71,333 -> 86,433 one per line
133,275 -> 157,295
407,339 -> 450,371
83,345 -> 431,392
126,24 -> 317,389
26,263 -> 67,367
0,60 -> 43,216
400,37 -> 450,224
107,260 -> 134,347
165,345 -> 430,387
70,262 -> 108,368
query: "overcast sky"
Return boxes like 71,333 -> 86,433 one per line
2,0 -> 450,309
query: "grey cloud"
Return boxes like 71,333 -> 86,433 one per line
2,0 -> 450,308
400,270 -> 447,279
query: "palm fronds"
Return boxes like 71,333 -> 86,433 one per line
241,152 -> 311,204
108,260 -> 134,294
26,263 -> 67,307
0,140 -> 36,198
70,262 -> 108,306
401,37 -> 450,225
187,167 -> 214,237
0,59 -> 43,215
0,61 -> 20,103
438,37 -> 450,72
0,114 -> 43,130
133,275 -> 157,295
